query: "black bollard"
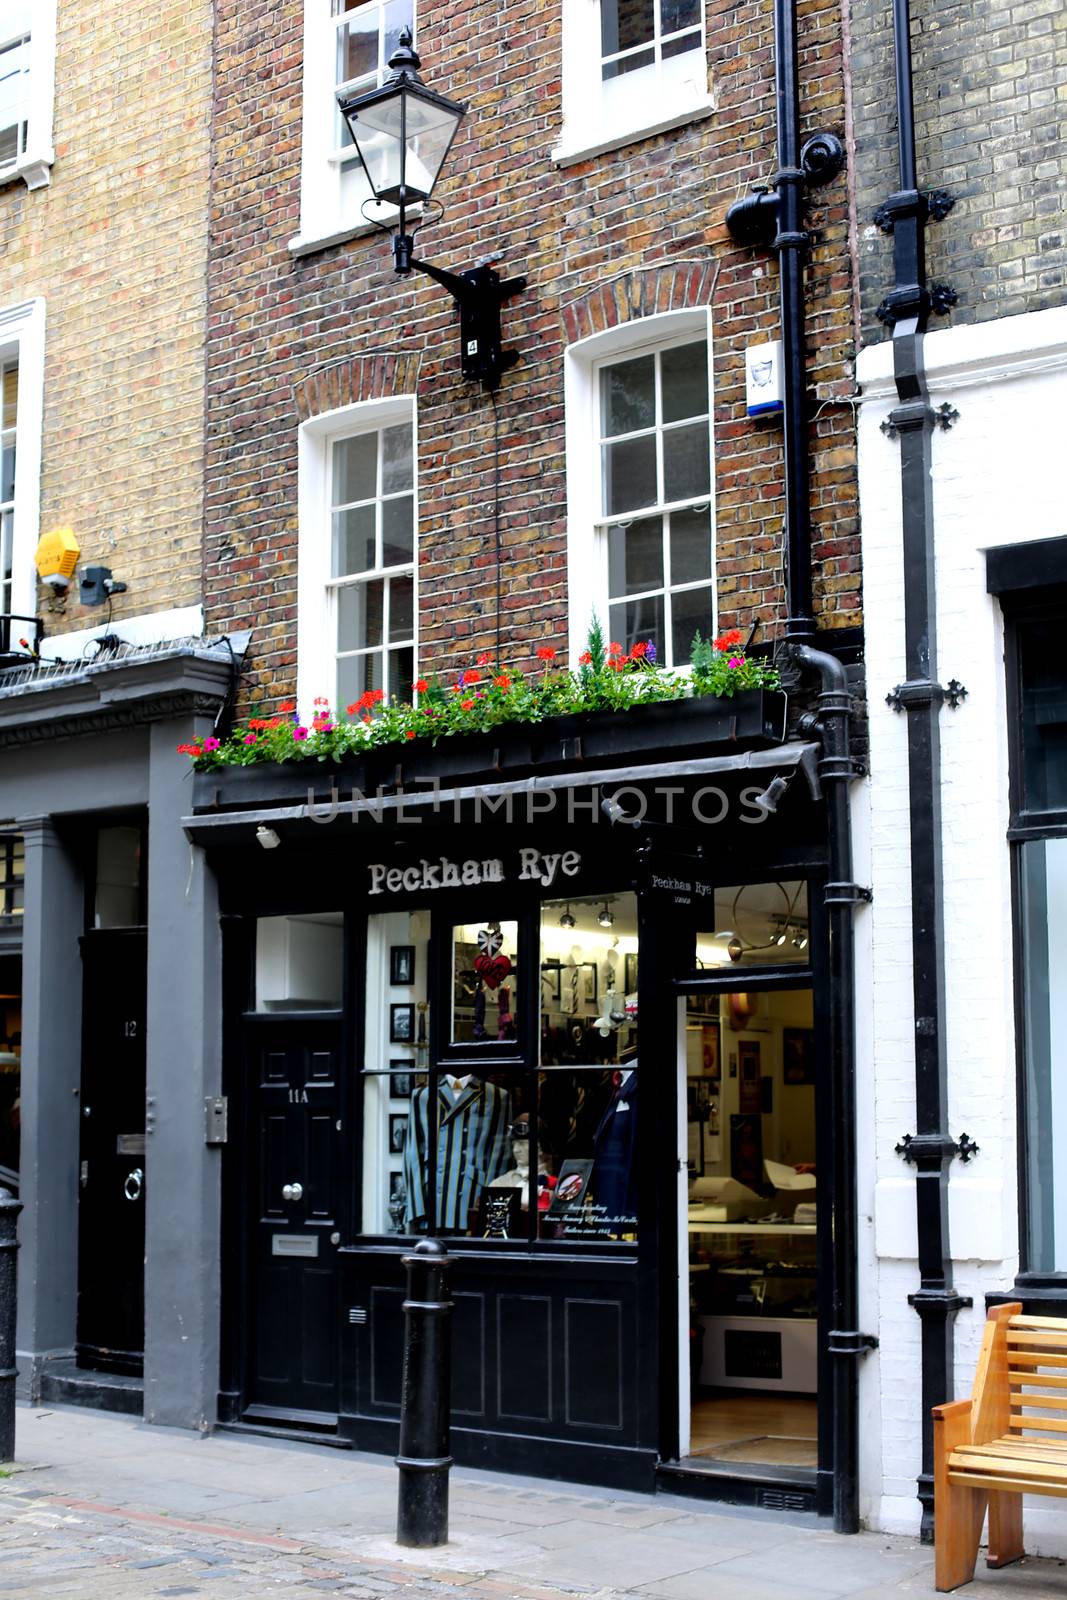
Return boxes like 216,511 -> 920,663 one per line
396,1237 -> 453,1548
0,1187 -> 22,1464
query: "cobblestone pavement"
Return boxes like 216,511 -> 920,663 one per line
4,1407 -> 1067,1598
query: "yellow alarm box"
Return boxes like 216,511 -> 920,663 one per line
35,527 -> 81,590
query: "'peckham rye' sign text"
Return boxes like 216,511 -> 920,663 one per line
368,848 -> 582,896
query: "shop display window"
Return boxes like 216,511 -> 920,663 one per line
450,918 -> 519,1045
362,908 -> 430,1234
697,881 -> 809,969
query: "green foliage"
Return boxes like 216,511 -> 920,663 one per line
179,629 -> 781,772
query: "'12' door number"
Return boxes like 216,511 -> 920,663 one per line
288,1089 -> 309,1104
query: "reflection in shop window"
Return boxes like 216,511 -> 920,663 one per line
697,881 -> 809,969
451,918 -> 519,1045
361,908 -> 430,1235
539,893 -> 639,1242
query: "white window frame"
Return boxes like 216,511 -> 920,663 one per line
0,298 -> 44,623
297,395 -> 418,717
564,307 -> 716,666
0,2 -> 56,191
290,0 -> 417,258
553,0 -> 714,168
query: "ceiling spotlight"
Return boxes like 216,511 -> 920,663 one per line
597,903 -> 615,928
255,825 -> 281,850
727,936 -> 744,963
793,931 -> 809,950
558,906 -> 576,929
771,928 -> 788,947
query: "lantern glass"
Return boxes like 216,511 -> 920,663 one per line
342,82 -> 465,208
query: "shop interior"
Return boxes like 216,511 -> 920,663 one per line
684,881 -> 816,1471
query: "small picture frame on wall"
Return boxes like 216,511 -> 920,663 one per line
389,1114 -> 408,1154
783,1027 -> 815,1085
541,962 -> 562,1007
623,951 -> 639,995
390,1003 -> 415,1042
390,945 -> 415,986
579,962 -> 598,1006
389,1068 -> 413,1098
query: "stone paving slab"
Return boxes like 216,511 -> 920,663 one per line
3,1406 -> 1067,1597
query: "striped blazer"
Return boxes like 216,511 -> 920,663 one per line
403,1079 -> 512,1232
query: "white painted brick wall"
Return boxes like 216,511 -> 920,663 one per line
855,305 -> 1067,1546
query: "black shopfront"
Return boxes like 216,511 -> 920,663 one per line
192,717 -> 857,1519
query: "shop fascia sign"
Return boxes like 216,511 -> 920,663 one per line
368,847 -> 581,896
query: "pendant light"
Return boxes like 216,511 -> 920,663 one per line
558,905 -> 576,929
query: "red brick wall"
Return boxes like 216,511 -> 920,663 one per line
205,0 -> 860,706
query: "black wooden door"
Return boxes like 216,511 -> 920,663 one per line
244,1023 -> 343,1421
77,929 -> 147,1375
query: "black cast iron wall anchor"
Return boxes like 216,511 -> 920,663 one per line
398,252 -> 527,392
895,1131 -> 981,1165
873,188 -> 956,233
881,401 -> 959,439
885,678 -> 967,712
824,881 -> 873,907
827,1329 -> 880,1356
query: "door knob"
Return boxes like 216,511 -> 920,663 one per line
124,1167 -> 144,1202
282,1182 -> 303,1202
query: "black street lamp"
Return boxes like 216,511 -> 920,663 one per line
338,31 -> 526,392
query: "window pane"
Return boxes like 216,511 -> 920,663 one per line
601,0 -> 655,56
387,646 -> 414,703
332,503 -> 376,576
361,907 -> 430,1235
451,918 -> 519,1046
698,882 -> 811,969
662,29 -> 701,59
381,423 -> 413,493
338,578 -> 384,650
540,892 -> 640,1241
661,341 -> 709,423
255,913 -> 343,1011
388,574 -> 413,642
1021,839 -> 1067,1271
381,494 -> 413,567
332,432 -> 377,506
609,593 -> 664,661
0,442 -> 13,504
1020,618 -> 1067,813
602,46 -> 655,79
670,505 -> 712,585
2,363 -> 16,429
337,11 -> 379,86
603,434 -> 657,515
661,0 -> 701,32
94,826 -> 142,929
383,0 -> 414,61
663,422 -> 710,503
671,584 -> 714,664
600,355 -> 655,438
338,649 -> 383,711
608,516 -> 663,598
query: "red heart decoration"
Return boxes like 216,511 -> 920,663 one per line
474,952 -> 512,990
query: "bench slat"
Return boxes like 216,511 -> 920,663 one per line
1011,1316 -> 1067,1331
949,1450 -> 1067,1482
1009,1416 -> 1067,1435
1008,1333 -> 1067,1352
1007,1352 -> 1067,1370
948,1471 -> 1067,1498
955,1438 -> 1067,1463
1010,1394 -> 1067,1411
1010,1372 -> 1067,1390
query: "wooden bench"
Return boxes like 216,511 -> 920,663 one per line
934,1301 -> 1067,1590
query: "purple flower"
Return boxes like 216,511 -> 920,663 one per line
243,733 -> 257,745
293,726 -> 308,741
728,656 -> 743,668
645,640 -> 657,663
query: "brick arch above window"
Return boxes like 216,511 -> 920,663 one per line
294,352 -> 423,422
561,264 -> 717,346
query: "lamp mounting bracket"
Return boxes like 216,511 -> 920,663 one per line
398,242 -> 527,391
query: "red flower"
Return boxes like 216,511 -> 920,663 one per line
460,698 -> 475,711
462,668 -> 481,685
494,674 -> 511,689
279,699 -> 296,713
536,646 -> 556,661
476,652 -> 491,667
608,657 -> 628,673
630,641 -> 648,659
405,729 -> 416,740
413,678 -> 429,693
578,650 -> 592,666
714,628 -> 743,651
608,641 -> 623,656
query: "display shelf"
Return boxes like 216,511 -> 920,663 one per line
687,1216 -> 816,1235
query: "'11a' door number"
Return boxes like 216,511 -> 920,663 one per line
288,1088 -> 309,1104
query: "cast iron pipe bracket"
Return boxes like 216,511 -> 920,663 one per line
886,677 -> 967,712
725,131 -> 845,247
824,881 -> 873,907
895,1131 -> 980,1165
827,1329 -> 879,1357
881,401 -> 959,439
908,1288 -> 973,1314
873,187 -> 955,233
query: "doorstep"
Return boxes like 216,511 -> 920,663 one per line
37,1357 -> 143,1418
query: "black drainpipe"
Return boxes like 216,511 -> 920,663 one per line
874,0 -> 975,1545
725,0 -> 875,1536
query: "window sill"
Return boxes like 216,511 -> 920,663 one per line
551,98 -> 715,168
288,217 -> 385,259
0,150 -> 54,193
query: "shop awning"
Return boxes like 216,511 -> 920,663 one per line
182,740 -> 822,843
